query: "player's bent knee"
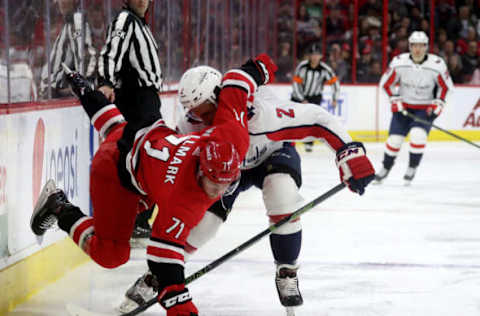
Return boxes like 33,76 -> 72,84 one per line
385,134 -> 404,156
90,239 -> 130,269
409,127 -> 427,153
263,174 -> 303,235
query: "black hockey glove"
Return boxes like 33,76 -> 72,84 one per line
240,53 -> 278,86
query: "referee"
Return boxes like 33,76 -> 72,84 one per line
40,0 -> 97,99
291,43 -> 340,152
97,0 -> 161,238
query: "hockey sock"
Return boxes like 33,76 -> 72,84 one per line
79,90 -> 111,119
408,152 -> 423,168
382,153 -> 396,170
269,231 -> 302,264
57,204 -> 88,233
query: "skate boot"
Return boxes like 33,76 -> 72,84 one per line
403,167 -> 417,186
275,264 -> 303,308
118,271 -> 158,314
30,179 -> 69,236
373,167 -> 390,184
62,63 -> 94,97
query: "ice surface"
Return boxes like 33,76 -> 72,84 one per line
8,142 -> 480,316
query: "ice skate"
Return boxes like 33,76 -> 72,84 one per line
275,264 -> 303,309
30,179 -> 69,236
403,167 -> 417,186
373,167 -> 390,184
62,63 -> 94,97
118,271 -> 158,315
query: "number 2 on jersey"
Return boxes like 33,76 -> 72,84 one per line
276,108 -> 295,118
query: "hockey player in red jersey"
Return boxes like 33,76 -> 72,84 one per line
119,65 -> 375,315
30,54 -> 278,316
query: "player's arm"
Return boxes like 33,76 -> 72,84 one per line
213,54 -> 278,160
252,98 -> 352,151
147,198 -> 202,316
251,98 -> 375,195
379,57 -> 404,113
428,56 -> 454,117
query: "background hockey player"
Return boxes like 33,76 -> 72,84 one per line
30,54 -> 278,316
290,43 -> 340,152
119,65 -> 375,315
375,31 -> 454,185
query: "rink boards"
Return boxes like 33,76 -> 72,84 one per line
0,84 -> 479,314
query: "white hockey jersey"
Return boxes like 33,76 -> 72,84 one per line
380,53 -> 454,108
177,86 -> 352,170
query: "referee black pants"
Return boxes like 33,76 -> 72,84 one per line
115,86 -> 162,192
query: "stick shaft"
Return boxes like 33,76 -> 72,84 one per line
123,183 -> 346,316
403,111 -> 480,149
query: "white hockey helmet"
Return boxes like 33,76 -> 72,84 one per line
408,31 -> 429,45
178,66 -> 222,111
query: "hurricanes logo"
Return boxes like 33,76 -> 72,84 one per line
463,98 -> 480,128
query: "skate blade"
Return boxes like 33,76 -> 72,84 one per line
30,179 -> 57,232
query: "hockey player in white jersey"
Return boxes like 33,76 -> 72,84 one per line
375,31 -> 454,185
119,65 -> 375,315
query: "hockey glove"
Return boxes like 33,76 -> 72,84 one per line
427,99 -> 445,118
240,54 -> 278,86
159,284 -> 198,316
390,96 -> 404,113
336,142 -> 375,195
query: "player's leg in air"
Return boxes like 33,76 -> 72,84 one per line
31,68 -> 150,269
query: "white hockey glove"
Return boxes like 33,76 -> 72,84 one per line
427,99 -> 445,118
389,96 -> 404,113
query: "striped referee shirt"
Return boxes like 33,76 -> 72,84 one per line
40,11 -> 97,95
98,7 -> 162,91
291,60 -> 340,103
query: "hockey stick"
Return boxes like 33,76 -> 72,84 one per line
122,182 -> 346,316
402,110 -> 480,149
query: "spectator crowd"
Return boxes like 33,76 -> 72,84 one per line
1,0 -> 480,103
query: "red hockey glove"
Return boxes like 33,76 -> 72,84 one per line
336,142 -> 375,195
390,96 -> 404,113
159,284 -> 198,316
427,99 -> 445,118
254,53 -> 278,84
